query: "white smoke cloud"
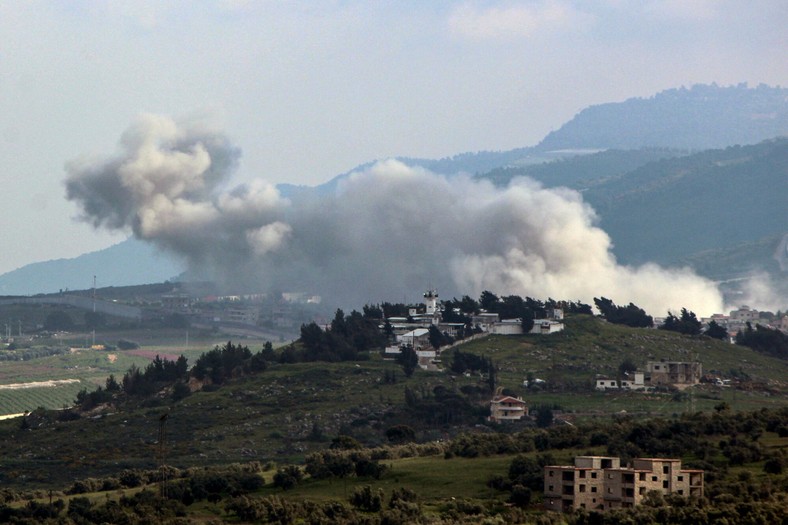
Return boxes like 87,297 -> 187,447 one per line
725,272 -> 788,314
65,115 -> 725,316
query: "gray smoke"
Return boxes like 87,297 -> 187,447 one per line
65,115 -> 724,316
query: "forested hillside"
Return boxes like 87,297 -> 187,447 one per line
477,138 -> 788,277
583,138 -> 787,268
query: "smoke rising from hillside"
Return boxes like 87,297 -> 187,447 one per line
65,115 -> 724,316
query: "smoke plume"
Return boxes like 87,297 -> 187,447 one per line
65,115 -> 725,316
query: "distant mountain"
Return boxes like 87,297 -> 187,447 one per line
536,83 -> 788,152
0,238 -> 184,296
290,84 -> 787,199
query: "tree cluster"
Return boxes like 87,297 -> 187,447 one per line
594,297 -> 654,327
659,308 -> 702,335
443,292 -> 589,333
285,309 -> 385,363
304,447 -> 387,481
703,320 -> 728,339
735,322 -> 788,359
450,349 -> 492,375
121,353 -> 189,397
192,341 -> 266,385
401,385 -> 486,426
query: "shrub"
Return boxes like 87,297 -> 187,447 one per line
349,485 -> 384,512
509,484 -> 532,507
273,466 -> 302,491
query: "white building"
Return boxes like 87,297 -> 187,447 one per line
596,372 -> 647,391
730,305 -> 759,322
530,319 -> 565,334
396,328 -> 430,350
491,319 -> 524,335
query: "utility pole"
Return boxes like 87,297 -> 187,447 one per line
157,413 -> 169,498
92,276 -> 96,347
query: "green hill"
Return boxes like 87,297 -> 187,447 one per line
477,138 -> 788,280
1,315 -> 786,491
583,138 -> 788,270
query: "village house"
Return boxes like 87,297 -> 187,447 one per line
489,394 -> 528,423
595,371 -> 648,391
596,361 -> 700,391
544,456 -> 703,513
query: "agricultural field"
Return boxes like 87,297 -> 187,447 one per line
0,323 -> 278,416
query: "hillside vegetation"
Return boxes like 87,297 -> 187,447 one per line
478,138 -> 788,278
584,138 -> 788,268
1,315 -> 786,490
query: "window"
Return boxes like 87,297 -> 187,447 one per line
678,490 -> 684,495
549,485 -> 554,492
579,485 -> 586,493
591,487 -> 597,493
639,473 -> 646,481
663,480 -> 669,489
652,476 -> 658,482
663,466 -> 669,474
639,487 -> 645,495
549,471 -> 554,477
579,471 -> 586,479
591,472 -> 597,479
677,476 -> 683,482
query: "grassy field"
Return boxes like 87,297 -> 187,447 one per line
12,428 -> 788,523
457,316 -> 788,386
0,326 -> 278,415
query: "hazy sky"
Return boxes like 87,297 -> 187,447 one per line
0,0 -> 786,276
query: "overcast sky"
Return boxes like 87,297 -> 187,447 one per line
0,0 -> 786,276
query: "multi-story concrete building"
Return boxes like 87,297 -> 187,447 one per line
730,305 -> 759,323
225,306 -> 260,324
544,456 -> 703,512
645,361 -> 701,387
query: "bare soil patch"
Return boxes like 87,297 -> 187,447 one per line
0,379 -> 81,390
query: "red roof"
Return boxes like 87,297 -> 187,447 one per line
492,396 -> 526,405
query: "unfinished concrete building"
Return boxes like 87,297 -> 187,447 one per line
544,456 -> 703,512
645,361 -> 702,387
